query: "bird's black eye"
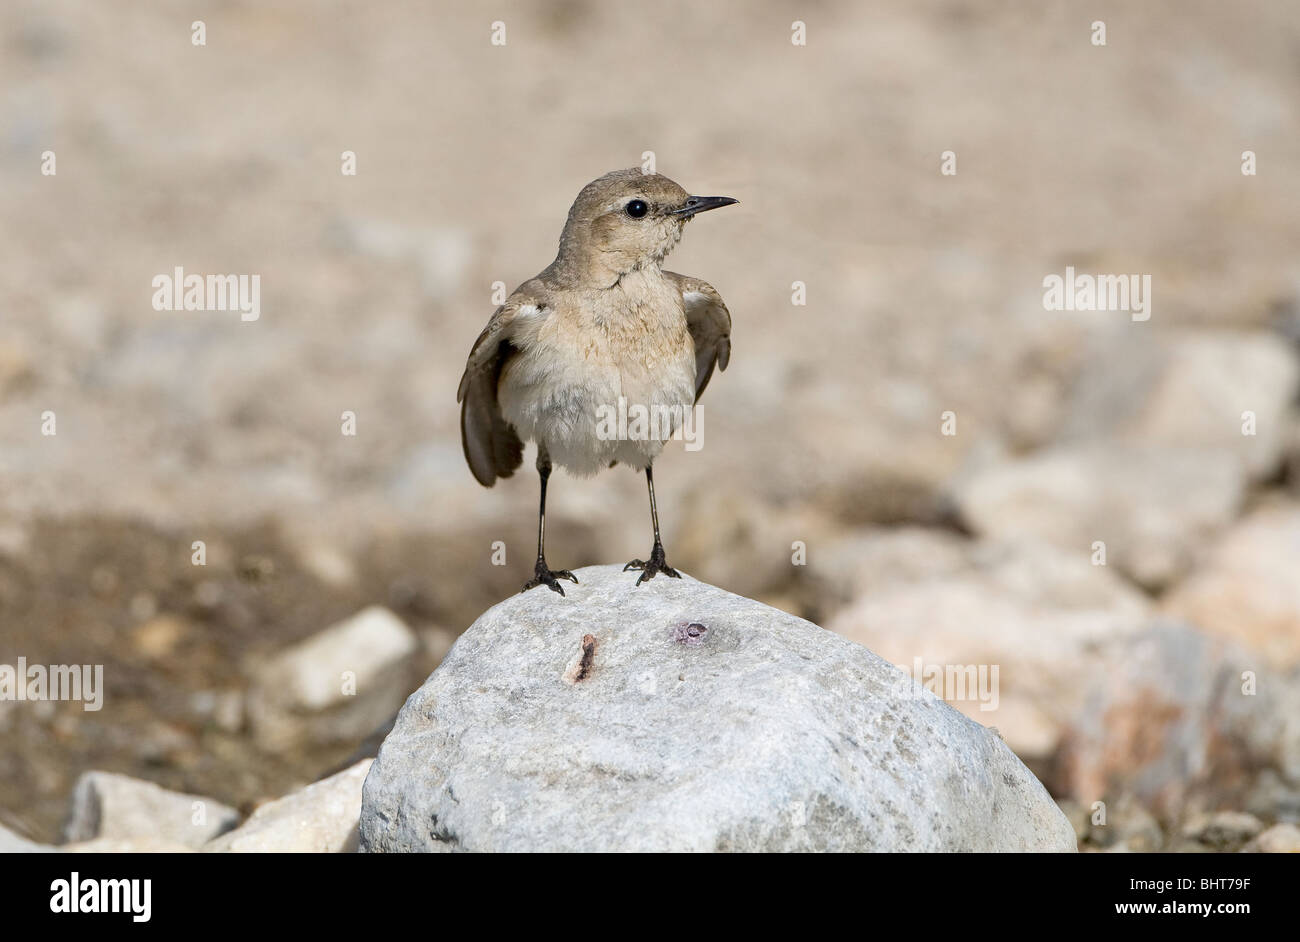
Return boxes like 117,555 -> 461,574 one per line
625,199 -> 648,218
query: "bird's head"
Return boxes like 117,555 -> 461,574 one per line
555,168 -> 737,285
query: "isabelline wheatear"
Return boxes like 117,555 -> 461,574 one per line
457,168 -> 737,595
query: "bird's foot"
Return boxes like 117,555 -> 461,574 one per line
522,559 -> 579,596
623,543 -> 681,586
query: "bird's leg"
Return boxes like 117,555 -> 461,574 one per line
522,448 -> 579,596
624,464 -> 681,585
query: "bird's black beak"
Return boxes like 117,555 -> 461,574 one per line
673,195 -> 739,218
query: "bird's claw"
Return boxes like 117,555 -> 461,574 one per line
624,544 -> 681,586
522,560 -> 579,596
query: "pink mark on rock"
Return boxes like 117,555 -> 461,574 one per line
670,622 -> 709,646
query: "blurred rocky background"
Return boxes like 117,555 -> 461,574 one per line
2,0 -> 1299,851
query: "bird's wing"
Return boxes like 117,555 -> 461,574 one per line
456,297 -> 530,487
666,272 -> 732,402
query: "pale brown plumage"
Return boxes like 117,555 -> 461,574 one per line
669,272 -> 732,402
456,303 -> 523,487
455,168 -> 737,593
457,271 -> 731,487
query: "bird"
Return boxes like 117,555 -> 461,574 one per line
457,168 -> 737,596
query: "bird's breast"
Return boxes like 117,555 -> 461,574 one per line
589,275 -> 693,400
497,272 -> 696,473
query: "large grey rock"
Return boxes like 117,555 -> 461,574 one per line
64,771 -> 239,848
360,566 -> 1074,853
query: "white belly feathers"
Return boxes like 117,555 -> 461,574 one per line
499,274 -> 696,476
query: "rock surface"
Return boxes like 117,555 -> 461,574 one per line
246,606 -> 419,750
826,536 -> 1150,758
204,760 -> 370,853
1161,504 -> 1300,669
1052,623 -> 1300,820
62,837 -> 196,853
1245,822 -> 1300,853
64,771 -> 239,848
360,566 -> 1075,853
1058,329 -> 1299,479
1176,811 -> 1264,852
953,444 -> 1244,589
0,821 -> 53,853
